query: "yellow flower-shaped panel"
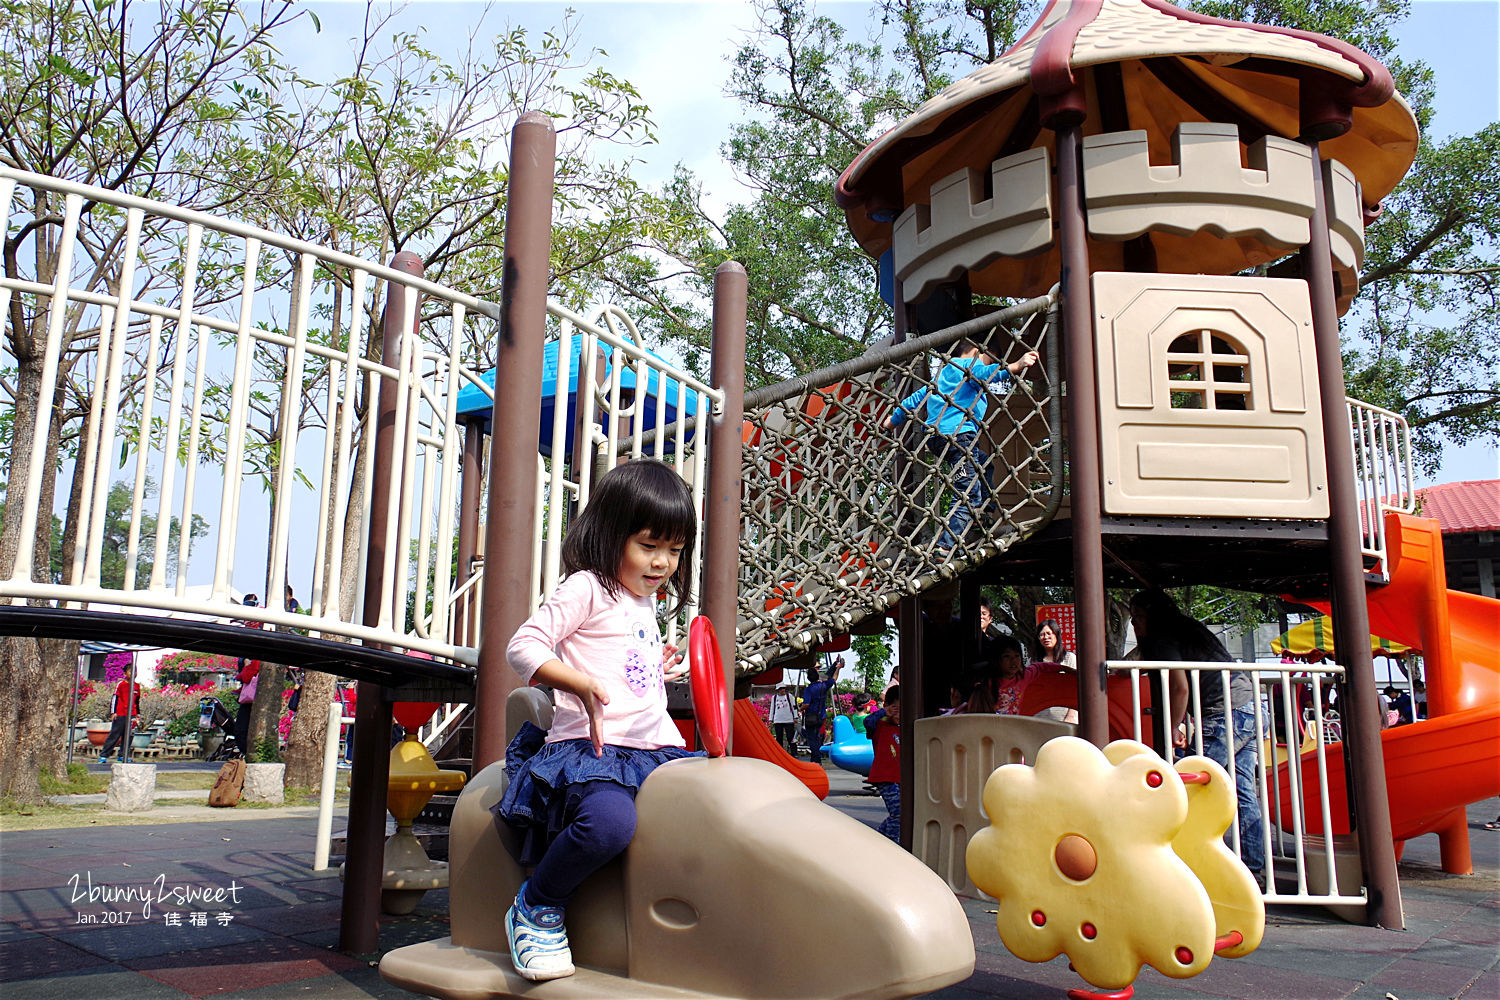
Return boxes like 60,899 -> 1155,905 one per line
1171,755 -> 1265,957
966,737 -> 1215,989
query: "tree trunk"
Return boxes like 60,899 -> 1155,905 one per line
1105,593 -> 1132,660
0,314 -> 76,798
247,662 -> 286,758
283,669 -> 337,789
283,372 -> 374,789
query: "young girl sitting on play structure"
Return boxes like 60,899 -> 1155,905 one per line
497,458 -> 702,981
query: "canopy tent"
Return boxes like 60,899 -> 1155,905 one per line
454,333 -> 700,457
1271,616 -> 1411,659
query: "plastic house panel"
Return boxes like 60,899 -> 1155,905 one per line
894,147 -> 1054,304
913,714 -> 1076,898
1093,272 -> 1329,517
1325,157 -> 1365,271
1082,123 -> 1314,253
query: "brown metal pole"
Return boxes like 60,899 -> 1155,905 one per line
891,278 -> 921,851
1055,124 -> 1109,748
897,597 -> 921,851
455,420 -> 484,647
1301,139 -> 1403,929
339,249 -> 421,954
473,112 -> 556,770
704,261 -> 747,752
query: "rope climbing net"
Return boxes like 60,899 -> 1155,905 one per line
734,293 -> 1063,672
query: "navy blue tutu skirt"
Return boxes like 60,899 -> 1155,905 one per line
494,721 -> 703,866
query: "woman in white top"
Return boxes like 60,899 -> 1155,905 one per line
1036,619 -> 1077,670
768,683 -> 798,752
1035,618 -> 1078,724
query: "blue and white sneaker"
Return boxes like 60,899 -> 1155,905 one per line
504,880 -> 574,981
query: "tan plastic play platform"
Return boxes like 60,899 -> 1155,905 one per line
380,690 -> 975,999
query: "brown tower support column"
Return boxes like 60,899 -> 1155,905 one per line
1301,139 -> 1403,929
897,597 -> 922,850
891,279 -> 921,851
1055,124 -> 1109,748
455,420 -> 484,647
473,112 -> 556,770
340,250 -> 421,954
703,261 -> 747,751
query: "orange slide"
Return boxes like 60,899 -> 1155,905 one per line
730,698 -> 830,800
1286,511 -> 1500,873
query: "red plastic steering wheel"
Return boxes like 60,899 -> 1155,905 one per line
687,615 -> 730,757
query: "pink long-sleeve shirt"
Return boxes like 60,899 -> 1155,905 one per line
506,570 -> 684,750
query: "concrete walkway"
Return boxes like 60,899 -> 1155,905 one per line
2,765 -> 1495,999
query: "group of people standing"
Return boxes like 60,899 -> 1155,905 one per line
949,603 -> 1075,718
765,661 -> 843,764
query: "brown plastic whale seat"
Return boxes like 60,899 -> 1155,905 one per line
380,693 -> 975,999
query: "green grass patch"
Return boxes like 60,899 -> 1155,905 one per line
153,772 -> 217,791
37,762 -> 108,797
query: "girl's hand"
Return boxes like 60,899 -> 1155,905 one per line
661,643 -> 688,682
580,678 -> 611,757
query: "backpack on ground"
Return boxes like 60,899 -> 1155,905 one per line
208,758 -> 246,807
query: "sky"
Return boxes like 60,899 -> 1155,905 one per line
288,0 -> 1500,487
65,0 -> 1493,609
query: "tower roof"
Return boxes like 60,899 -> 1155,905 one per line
838,0 -> 1419,268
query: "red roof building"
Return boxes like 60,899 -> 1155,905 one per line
1415,479 -> 1498,598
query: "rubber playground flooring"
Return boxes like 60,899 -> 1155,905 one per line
1,765 -> 1495,1000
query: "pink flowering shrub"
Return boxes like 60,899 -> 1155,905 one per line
102,650 -> 134,682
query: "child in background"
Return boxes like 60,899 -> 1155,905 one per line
865,685 -> 902,841
964,635 -> 1039,715
496,459 -> 701,982
881,340 -> 1038,555
993,637 -> 1040,714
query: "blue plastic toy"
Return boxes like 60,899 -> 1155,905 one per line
828,715 -> 874,776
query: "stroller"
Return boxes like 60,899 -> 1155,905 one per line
198,697 -> 245,761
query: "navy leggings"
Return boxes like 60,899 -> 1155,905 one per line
526,782 -> 638,908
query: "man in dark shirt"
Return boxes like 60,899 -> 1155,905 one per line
801,661 -> 842,764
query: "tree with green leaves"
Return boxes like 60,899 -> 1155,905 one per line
851,626 -> 895,692
649,0 -> 1493,455
0,0 -> 302,804
230,6 -> 661,790
0,1 -> 670,800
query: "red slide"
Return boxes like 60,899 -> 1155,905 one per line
730,698 -> 829,800
1284,511 -> 1500,873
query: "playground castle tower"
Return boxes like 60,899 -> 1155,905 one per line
834,0 -> 1419,927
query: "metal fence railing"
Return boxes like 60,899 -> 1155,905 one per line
1348,398 -> 1416,579
1108,659 -> 1365,908
447,303 -> 721,654
0,166 -> 488,665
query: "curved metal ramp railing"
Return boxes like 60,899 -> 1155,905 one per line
0,166 -> 486,673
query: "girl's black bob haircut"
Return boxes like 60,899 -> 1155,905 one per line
562,458 -> 697,613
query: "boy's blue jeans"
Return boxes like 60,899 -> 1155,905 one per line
1200,706 -> 1265,872
928,431 -> 992,550
875,782 -> 901,841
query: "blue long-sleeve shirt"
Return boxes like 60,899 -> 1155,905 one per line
888,357 -> 1013,436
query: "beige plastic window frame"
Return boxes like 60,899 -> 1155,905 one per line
1165,329 -> 1252,412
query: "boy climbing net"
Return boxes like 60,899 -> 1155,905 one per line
883,340 -> 1038,556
